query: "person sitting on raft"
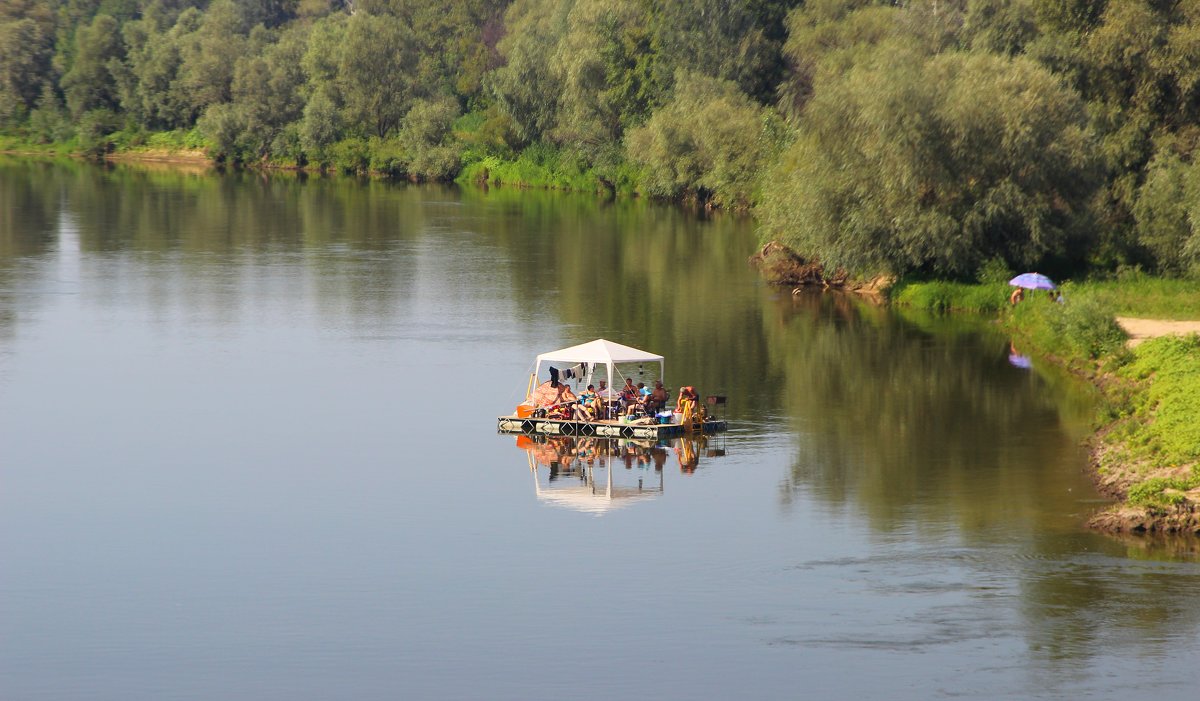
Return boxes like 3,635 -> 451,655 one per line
573,385 -> 599,421
619,378 -> 639,406
550,383 -> 577,418
626,382 -> 653,416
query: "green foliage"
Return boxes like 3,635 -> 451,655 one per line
0,15 -> 55,124
553,0 -> 657,149
28,84 -> 73,143
336,12 -> 419,138
1127,476 -> 1196,513
1115,334 -> 1200,466
196,101 -> 249,162
891,280 -> 1010,314
627,71 -> 770,208
397,97 -> 463,180
456,141 -> 614,193
328,136 -> 370,174
76,107 -> 122,156
1132,150 -> 1200,275
13,0 -> 1200,266
143,127 -> 207,150
1009,291 -> 1128,363
487,0 -> 572,146
62,14 -> 125,119
174,0 -> 249,120
650,0 -> 789,104
759,45 -> 1096,277
976,257 -> 1014,284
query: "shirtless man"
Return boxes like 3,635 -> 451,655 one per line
645,380 -> 668,413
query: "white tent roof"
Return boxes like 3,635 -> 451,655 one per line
536,339 -> 663,366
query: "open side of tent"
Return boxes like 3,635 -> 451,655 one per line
534,339 -> 665,398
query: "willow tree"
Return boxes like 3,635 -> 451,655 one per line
627,71 -> 773,208
487,0 -> 574,146
759,46 -> 1097,277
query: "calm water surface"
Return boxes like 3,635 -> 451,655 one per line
1,159 -> 1198,700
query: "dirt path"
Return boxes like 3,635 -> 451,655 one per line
1116,317 -> 1200,347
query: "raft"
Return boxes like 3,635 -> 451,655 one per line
501,338 -> 729,439
496,414 -> 727,439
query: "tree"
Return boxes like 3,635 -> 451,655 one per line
487,0 -> 574,146
61,13 -> 124,119
397,96 -> 463,179
175,0 -> 249,120
0,18 -> 55,123
335,11 -> 420,138
627,71 -> 771,208
1133,150 -> 1200,274
649,0 -> 787,104
759,47 -> 1097,277
203,22 -> 310,161
553,0 -> 658,148
776,1 -> 899,120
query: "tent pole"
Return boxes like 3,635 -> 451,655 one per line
607,364 -> 613,418
606,451 -> 613,499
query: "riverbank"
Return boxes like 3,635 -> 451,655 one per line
894,278 -> 1200,534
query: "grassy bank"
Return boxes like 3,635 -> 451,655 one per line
0,133 -> 78,157
895,277 -> 1200,533
3,125 -> 651,200
456,143 -> 643,197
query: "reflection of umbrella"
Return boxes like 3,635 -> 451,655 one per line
1008,353 -> 1032,369
1009,272 -> 1056,290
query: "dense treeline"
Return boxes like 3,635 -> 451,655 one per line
3,0 -> 1200,279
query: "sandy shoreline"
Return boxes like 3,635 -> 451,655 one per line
1116,316 -> 1200,346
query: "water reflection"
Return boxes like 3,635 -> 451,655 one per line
1008,341 -> 1033,369
765,289 -> 1098,535
515,435 -> 726,513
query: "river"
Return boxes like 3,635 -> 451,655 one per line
1,159 -> 1198,700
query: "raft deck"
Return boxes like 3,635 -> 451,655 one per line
496,415 -> 727,439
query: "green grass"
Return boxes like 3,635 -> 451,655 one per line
138,128 -> 209,151
1075,276 -> 1200,319
890,279 -> 1010,313
1113,334 -> 1200,465
457,142 -> 643,197
892,274 -> 1200,320
0,132 -> 77,156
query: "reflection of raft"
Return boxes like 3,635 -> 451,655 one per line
516,435 -> 722,514
496,415 -> 728,439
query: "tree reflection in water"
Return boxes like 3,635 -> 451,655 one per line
766,289 -> 1200,677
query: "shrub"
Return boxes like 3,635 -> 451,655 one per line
329,136 -> 370,174
1009,292 -> 1127,363
626,70 -> 768,208
76,108 -> 121,156
398,98 -> 463,180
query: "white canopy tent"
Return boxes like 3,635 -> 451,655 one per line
534,339 -> 664,398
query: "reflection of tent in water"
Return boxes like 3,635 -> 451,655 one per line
520,436 -> 663,514
516,435 -> 724,513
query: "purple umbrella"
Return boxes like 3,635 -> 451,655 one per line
1009,272 -> 1056,290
